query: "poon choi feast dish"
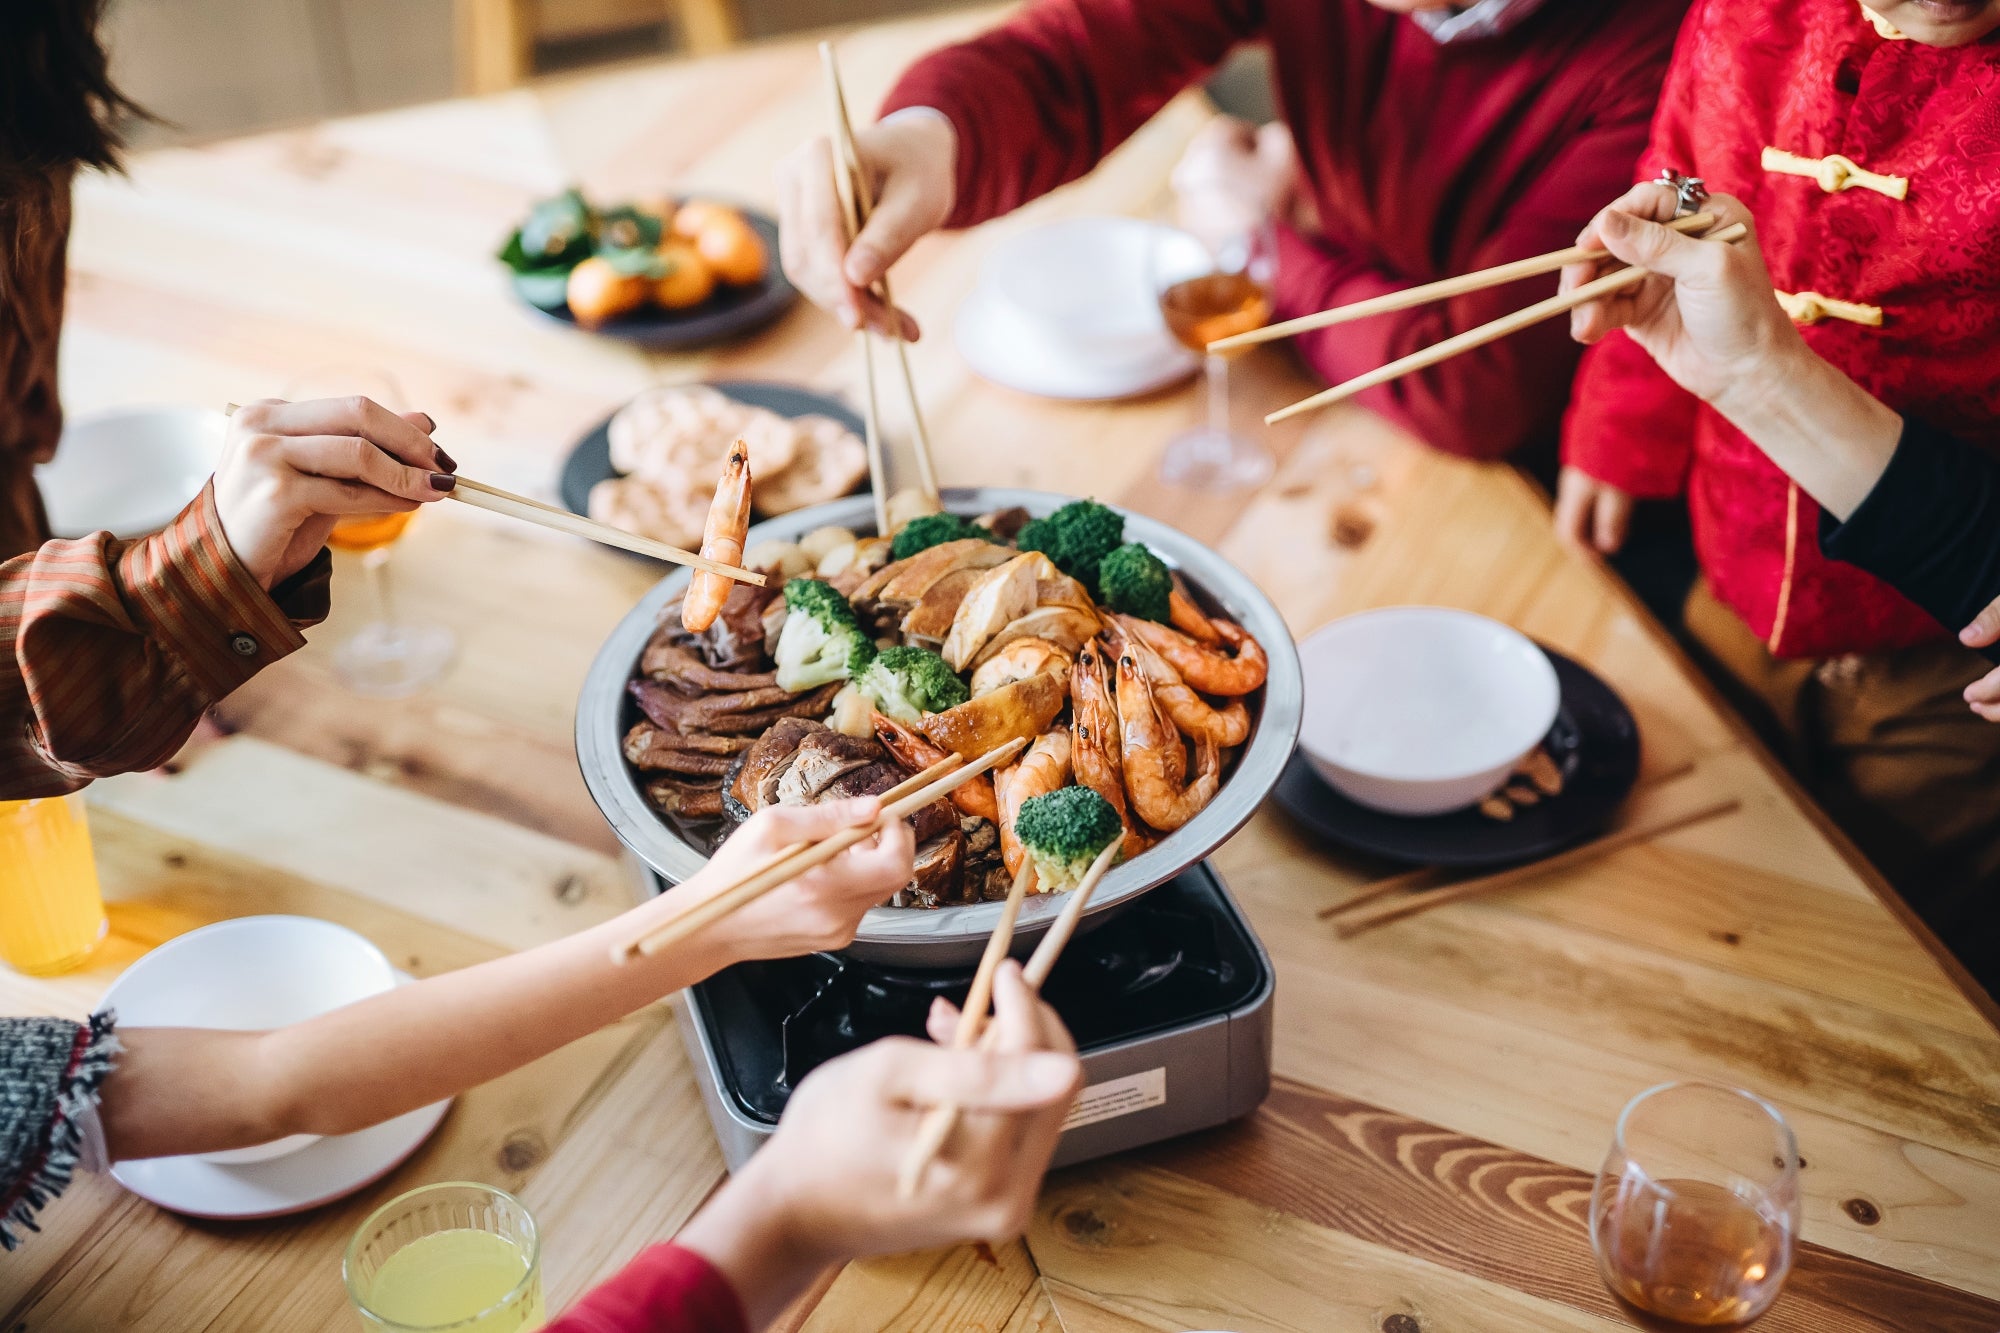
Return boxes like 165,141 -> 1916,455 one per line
623,448 -> 1270,908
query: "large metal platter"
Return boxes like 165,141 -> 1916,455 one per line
575,487 -> 1303,967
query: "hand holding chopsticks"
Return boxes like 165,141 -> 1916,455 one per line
222,403 -> 764,586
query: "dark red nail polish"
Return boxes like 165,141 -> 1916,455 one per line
420,413 -> 438,433
433,447 -> 457,473
428,472 -> 456,491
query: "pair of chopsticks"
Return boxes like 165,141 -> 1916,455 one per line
819,42 -> 941,535
611,736 -> 1026,963
1208,213 -> 1748,425
1322,793 -> 1742,939
896,838 -> 1122,1197
221,404 -> 765,586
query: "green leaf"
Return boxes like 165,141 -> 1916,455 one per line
519,187 -> 596,267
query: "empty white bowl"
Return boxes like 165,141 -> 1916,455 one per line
1297,607 -> 1561,816
955,217 -> 1198,400
38,406 -> 226,539
97,915 -> 398,1164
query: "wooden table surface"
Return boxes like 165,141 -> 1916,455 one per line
6,11 -> 1999,1331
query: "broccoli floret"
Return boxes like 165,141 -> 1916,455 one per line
1096,542 -> 1173,623
890,512 -> 989,561
1016,499 -> 1125,587
857,645 -> 969,721
1014,785 -> 1124,893
773,577 -> 875,692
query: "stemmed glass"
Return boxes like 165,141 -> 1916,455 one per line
1149,221 -> 1275,491
283,367 -> 456,698
1592,1082 -> 1801,1329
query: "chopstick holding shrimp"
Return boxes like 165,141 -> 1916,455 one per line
682,444 -> 754,634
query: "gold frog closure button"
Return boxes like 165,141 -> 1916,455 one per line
1774,290 -> 1884,328
1761,147 -> 1909,200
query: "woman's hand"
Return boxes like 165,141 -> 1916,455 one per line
1961,597 -> 2000,721
775,111 -> 957,340
1562,185 -> 1804,413
678,962 -> 1082,1327
212,397 -> 454,589
691,798 -> 915,962
1553,465 -> 1637,556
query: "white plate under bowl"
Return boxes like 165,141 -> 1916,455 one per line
98,915 -> 400,1165
37,407 -> 226,539
955,218 -> 1199,401
110,971 -> 452,1220
1297,606 -> 1561,816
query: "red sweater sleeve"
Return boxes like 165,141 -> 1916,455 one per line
546,1244 -> 749,1333
880,0 -> 1263,228
1271,109 -> 1657,461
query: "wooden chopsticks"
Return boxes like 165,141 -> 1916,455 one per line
897,838 -> 1121,1196
1332,796 -> 1743,939
1263,220 -> 1749,425
1208,211 -> 1718,353
221,404 -> 765,586
819,41 -> 941,531
612,737 -> 1026,963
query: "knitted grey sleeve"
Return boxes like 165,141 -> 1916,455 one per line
0,1011 -> 121,1250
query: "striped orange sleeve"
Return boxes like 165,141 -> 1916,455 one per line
0,483 -> 330,797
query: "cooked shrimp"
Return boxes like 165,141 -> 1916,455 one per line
969,636 -> 1073,698
681,443 -> 752,634
1071,645 -> 1147,859
1168,586 -> 1223,644
873,710 -> 997,821
1100,621 -> 1250,748
1115,613 -> 1268,696
1116,653 -> 1220,833
997,727 -> 1072,878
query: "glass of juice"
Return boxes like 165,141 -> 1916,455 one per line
0,796 -> 109,976
1148,218 -> 1276,492
345,1182 -> 543,1333
1591,1082 -> 1800,1329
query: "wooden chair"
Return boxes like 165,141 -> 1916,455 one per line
456,0 -> 743,93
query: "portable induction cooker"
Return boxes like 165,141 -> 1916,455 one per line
665,859 -> 1275,1172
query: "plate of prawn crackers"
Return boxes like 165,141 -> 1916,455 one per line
1273,647 -> 1640,869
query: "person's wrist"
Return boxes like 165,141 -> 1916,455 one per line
882,107 -> 957,222
1706,319 -> 1810,420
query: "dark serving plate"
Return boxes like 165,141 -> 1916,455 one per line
1273,647 -> 1640,869
558,379 -> 867,522
522,210 -> 795,349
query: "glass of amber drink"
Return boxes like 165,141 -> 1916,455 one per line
327,508 -> 455,698
346,1182 -> 544,1333
0,796 -> 109,976
1592,1082 -> 1800,1330
1149,221 -> 1276,492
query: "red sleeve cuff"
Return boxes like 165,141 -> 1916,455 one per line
547,1244 -> 749,1333
116,483 -> 324,699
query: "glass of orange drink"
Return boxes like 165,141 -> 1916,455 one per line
0,796 -> 109,976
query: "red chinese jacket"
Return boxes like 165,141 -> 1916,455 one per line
881,0 -> 1685,460
1562,0 -> 2000,658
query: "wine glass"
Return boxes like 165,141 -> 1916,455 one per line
1149,221 -> 1276,491
282,367 -> 456,698
1592,1082 -> 1801,1330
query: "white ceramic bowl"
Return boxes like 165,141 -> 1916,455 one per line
97,915 -> 398,1164
955,217 -> 1198,400
1297,607 -> 1561,816
37,406 -> 226,539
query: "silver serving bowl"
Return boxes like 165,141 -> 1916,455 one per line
576,486 -> 1303,966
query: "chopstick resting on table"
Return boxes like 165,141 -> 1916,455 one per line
1264,221 -> 1749,425
1208,211 -> 1718,353
612,737 -> 1026,963
1334,796 -> 1742,939
819,42 -> 941,529
896,838 -> 1121,1197
221,404 -> 765,586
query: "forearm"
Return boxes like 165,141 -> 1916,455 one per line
676,1158 -> 831,1330
1711,342 -> 1902,521
101,904 -> 732,1161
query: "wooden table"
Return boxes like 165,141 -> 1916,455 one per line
6,11 -> 1998,1330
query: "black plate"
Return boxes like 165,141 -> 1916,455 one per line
559,379 -> 868,521
1273,647 -> 1640,869
523,210 -> 796,349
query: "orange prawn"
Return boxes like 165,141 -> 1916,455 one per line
997,727 -> 1071,879
1100,620 -> 1250,747
1071,644 -> 1148,859
1115,652 -> 1219,833
1114,612 -> 1268,697
681,443 -> 752,634
872,710 -> 998,821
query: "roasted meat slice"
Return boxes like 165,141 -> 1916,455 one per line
853,538 -> 1014,609
941,552 -> 1053,670
776,730 -> 885,805
733,716 -> 823,813
819,760 -> 957,843
640,636 -> 779,693
669,581 -> 775,671
623,722 -> 756,771
900,828 -> 966,909
898,565 -> 990,644
968,606 -> 1103,668
918,673 -> 1064,761
644,776 -> 726,819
